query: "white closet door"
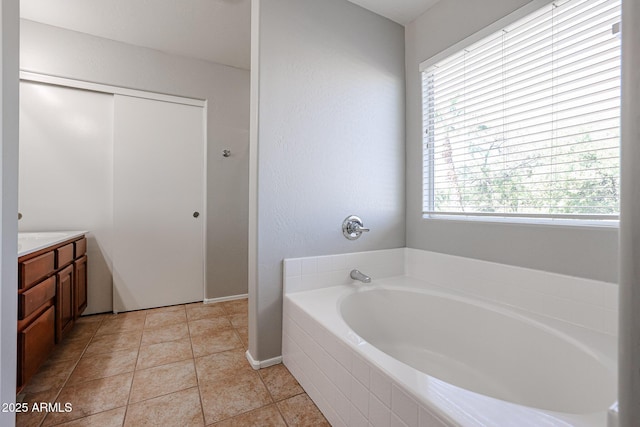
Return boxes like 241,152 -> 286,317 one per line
113,95 -> 205,312
19,81 -> 114,315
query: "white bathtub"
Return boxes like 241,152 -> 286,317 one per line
282,273 -> 617,426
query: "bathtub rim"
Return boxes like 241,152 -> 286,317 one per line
284,275 -> 617,427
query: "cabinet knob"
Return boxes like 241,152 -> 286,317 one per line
193,212 -> 200,218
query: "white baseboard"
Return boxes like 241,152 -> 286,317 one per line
204,293 -> 248,304
608,401 -> 619,427
245,350 -> 282,370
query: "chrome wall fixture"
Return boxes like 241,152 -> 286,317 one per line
342,215 -> 370,240
350,269 -> 371,283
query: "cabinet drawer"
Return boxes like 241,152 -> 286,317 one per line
74,237 -> 87,258
56,243 -> 74,268
18,305 -> 55,387
20,251 -> 55,290
19,276 -> 56,320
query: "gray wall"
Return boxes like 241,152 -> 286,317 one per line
1,1 -> 19,424
405,0 -> 619,283
20,20 -> 250,303
250,0 -> 406,361
619,0 -> 640,423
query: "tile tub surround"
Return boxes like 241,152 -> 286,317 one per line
282,248 -> 618,426
283,294 -> 451,427
283,248 -> 618,336
16,298 -> 328,427
283,248 -> 405,294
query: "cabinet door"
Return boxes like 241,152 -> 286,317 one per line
18,305 -> 55,389
74,255 -> 88,318
56,264 -> 74,342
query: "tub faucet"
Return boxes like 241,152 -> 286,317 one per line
350,269 -> 371,284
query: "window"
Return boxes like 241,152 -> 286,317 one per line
422,0 -> 621,221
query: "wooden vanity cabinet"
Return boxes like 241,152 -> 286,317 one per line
17,234 -> 88,391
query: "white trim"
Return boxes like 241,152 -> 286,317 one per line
245,350 -> 282,370
248,0 -> 261,362
204,293 -> 248,304
424,214 -> 619,229
608,401 -> 619,427
19,71 -> 206,107
201,101 -> 208,305
419,0 -> 552,71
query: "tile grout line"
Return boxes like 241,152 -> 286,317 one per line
198,298 -> 274,426
36,315 -> 107,427
227,299 -> 292,426
72,311 -> 147,425
24,301 -> 303,427
121,310 -> 148,427
255,366 -> 291,427
205,374 -> 277,426
198,300 -> 246,426
186,305 -> 208,426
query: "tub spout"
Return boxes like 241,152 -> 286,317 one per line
350,269 -> 371,283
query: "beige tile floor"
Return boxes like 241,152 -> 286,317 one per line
16,299 -> 329,427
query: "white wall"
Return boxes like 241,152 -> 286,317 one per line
404,0 -> 619,283
19,81 -> 114,314
0,1 -> 19,425
20,20 -> 250,303
250,0 -> 406,361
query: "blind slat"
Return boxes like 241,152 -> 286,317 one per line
434,136 -> 620,170
432,69 -> 620,125
431,8 -> 619,91
431,166 -> 621,185
430,173 -> 616,195
431,0 -> 618,83
431,43 -> 619,111
431,102 -> 620,148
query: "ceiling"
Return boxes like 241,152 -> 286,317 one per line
20,0 -> 439,71
348,0 -> 440,25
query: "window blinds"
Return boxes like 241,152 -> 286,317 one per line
422,0 -> 621,219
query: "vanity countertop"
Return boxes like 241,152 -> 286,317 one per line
18,231 -> 88,258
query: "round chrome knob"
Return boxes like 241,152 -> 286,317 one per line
342,215 -> 369,240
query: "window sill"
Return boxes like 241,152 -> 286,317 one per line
422,213 -> 620,229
